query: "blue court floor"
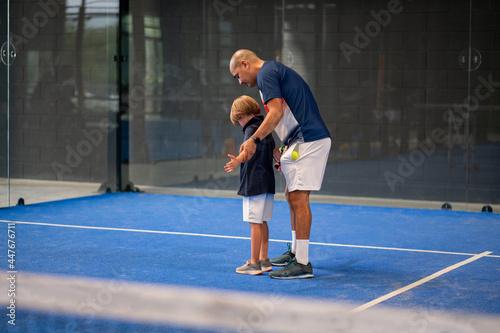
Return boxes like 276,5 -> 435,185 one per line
0,192 -> 499,331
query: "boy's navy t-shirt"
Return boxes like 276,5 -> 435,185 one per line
238,115 -> 276,197
257,61 -> 330,146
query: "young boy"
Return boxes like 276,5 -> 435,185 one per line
224,95 -> 281,275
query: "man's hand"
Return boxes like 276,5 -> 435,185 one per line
224,154 -> 243,173
239,138 -> 257,163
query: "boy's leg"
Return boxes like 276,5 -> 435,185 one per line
238,195 -> 268,275
259,221 -> 269,260
236,221 -> 263,275
259,194 -> 274,272
259,221 -> 273,272
250,222 -> 262,263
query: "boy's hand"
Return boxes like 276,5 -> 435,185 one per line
224,154 -> 240,173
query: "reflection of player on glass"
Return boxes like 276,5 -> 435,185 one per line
229,49 -> 331,279
225,95 -> 281,275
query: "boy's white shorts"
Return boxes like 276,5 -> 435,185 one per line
280,137 -> 331,192
243,193 -> 274,223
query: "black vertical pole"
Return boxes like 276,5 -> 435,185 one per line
75,0 -> 85,113
117,0 -> 129,191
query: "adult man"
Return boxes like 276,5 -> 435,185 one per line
229,49 -> 331,279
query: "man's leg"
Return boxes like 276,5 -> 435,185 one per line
269,189 -> 314,279
285,186 -> 297,253
287,190 -> 311,265
269,187 -> 296,266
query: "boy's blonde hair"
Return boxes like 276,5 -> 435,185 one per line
230,95 -> 261,126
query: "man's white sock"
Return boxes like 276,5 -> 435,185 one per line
291,231 -> 296,254
295,239 -> 309,265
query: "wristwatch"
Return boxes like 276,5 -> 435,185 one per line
250,135 -> 261,144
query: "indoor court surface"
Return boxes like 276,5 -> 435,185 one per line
1,192 -> 499,332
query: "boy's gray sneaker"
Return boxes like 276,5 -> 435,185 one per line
260,258 -> 273,272
269,242 -> 294,266
269,257 -> 313,279
236,260 -> 263,275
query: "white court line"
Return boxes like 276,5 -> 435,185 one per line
0,219 -> 499,258
350,251 -> 493,313
0,219 -> 251,241
308,241 -> 492,257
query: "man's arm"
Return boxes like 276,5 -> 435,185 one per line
239,98 -> 284,162
272,146 -> 282,162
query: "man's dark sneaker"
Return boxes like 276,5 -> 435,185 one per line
269,257 -> 313,279
269,242 -> 295,266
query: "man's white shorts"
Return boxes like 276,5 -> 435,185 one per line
243,193 -> 274,223
280,137 -> 331,192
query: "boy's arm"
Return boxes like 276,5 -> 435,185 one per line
224,154 -> 244,173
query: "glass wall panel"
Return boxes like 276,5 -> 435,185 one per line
1,0 -> 119,207
126,0 -> 499,207
468,1 -> 500,204
309,0 -> 474,201
127,0 -> 283,195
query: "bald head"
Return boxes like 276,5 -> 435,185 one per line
230,49 -> 260,69
229,49 -> 265,88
